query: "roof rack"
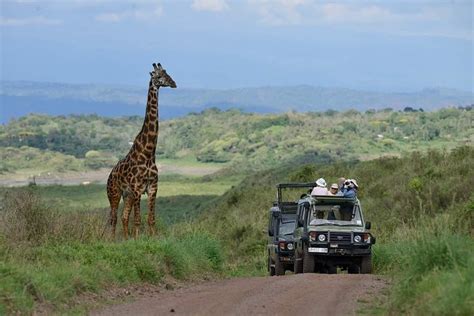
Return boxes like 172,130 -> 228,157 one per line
276,182 -> 316,205
310,195 -> 357,205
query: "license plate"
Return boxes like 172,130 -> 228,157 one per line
308,247 -> 328,253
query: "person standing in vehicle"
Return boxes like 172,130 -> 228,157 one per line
340,179 -> 358,198
311,178 -> 329,195
329,183 -> 339,195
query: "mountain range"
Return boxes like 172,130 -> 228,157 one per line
1,81 -> 472,124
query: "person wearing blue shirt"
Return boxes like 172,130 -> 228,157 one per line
338,179 -> 358,198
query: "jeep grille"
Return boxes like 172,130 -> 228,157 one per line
329,232 -> 351,244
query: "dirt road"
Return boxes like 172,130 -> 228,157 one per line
93,274 -> 387,316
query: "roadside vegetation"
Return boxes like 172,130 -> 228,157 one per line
184,146 -> 474,314
0,188 -> 224,314
1,107 -> 472,175
1,113 -> 473,314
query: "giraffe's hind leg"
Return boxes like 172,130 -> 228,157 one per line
147,182 -> 158,236
107,184 -> 122,239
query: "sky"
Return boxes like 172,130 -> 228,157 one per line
0,0 -> 473,92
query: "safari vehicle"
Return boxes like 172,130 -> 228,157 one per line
293,193 -> 375,274
267,183 -> 315,276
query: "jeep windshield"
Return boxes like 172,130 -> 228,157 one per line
309,204 -> 362,227
279,220 -> 296,235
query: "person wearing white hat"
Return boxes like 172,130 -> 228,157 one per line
311,178 -> 329,195
340,178 -> 358,198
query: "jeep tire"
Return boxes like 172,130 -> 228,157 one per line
303,247 -> 315,273
360,255 -> 372,274
268,254 -> 275,276
294,250 -> 303,274
348,264 -> 360,274
275,258 -> 285,276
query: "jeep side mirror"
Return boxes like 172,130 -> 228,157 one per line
298,219 -> 304,227
268,228 -> 274,236
365,221 -> 371,230
372,236 -> 376,244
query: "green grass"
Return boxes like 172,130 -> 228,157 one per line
373,203 -> 474,315
0,174 -> 235,212
178,146 -> 474,313
1,147 -> 473,314
0,235 -> 224,314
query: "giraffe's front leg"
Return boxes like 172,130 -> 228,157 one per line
147,181 -> 158,236
122,196 -> 134,239
133,196 -> 142,239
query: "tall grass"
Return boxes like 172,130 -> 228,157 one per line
373,200 -> 474,315
0,189 -> 224,314
184,146 -> 474,313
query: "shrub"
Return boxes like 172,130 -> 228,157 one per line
0,189 -> 106,247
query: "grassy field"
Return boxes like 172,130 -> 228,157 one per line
181,146 -> 474,313
1,147 -> 473,314
0,172 -> 236,314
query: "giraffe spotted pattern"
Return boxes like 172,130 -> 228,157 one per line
107,63 -> 177,239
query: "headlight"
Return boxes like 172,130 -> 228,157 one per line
354,235 -> 362,243
287,243 -> 294,250
309,231 -> 317,241
318,234 -> 326,242
279,242 -> 286,250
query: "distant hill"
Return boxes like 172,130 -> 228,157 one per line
1,81 -> 472,123
1,108 -> 472,174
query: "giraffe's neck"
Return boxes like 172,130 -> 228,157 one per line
131,80 -> 159,161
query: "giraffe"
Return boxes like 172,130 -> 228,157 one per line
107,63 -> 176,239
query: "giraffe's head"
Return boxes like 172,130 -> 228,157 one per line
150,63 -> 177,89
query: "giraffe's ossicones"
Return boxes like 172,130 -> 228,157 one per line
106,63 -> 177,239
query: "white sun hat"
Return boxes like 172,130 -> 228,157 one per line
315,178 -> 327,187
350,179 -> 359,188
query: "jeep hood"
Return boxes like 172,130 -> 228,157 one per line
308,225 -> 365,233
277,235 -> 295,242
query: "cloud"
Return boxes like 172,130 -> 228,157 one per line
247,1 -> 472,38
95,5 -> 163,23
95,13 -> 122,23
320,3 -> 439,24
248,0 -> 307,25
0,16 -> 62,26
192,0 -> 229,12
248,1 -> 445,26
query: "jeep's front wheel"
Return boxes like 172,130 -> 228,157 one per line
275,258 -> 285,276
303,247 -> 315,273
360,255 -> 372,274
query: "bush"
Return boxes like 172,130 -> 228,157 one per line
0,189 -> 53,245
0,189 -> 106,246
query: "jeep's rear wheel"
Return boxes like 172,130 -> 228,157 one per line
303,247 -> 315,273
268,254 -> 275,276
348,264 -> 360,274
294,251 -> 303,274
275,258 -> 285,276
360,255 -> 372,274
